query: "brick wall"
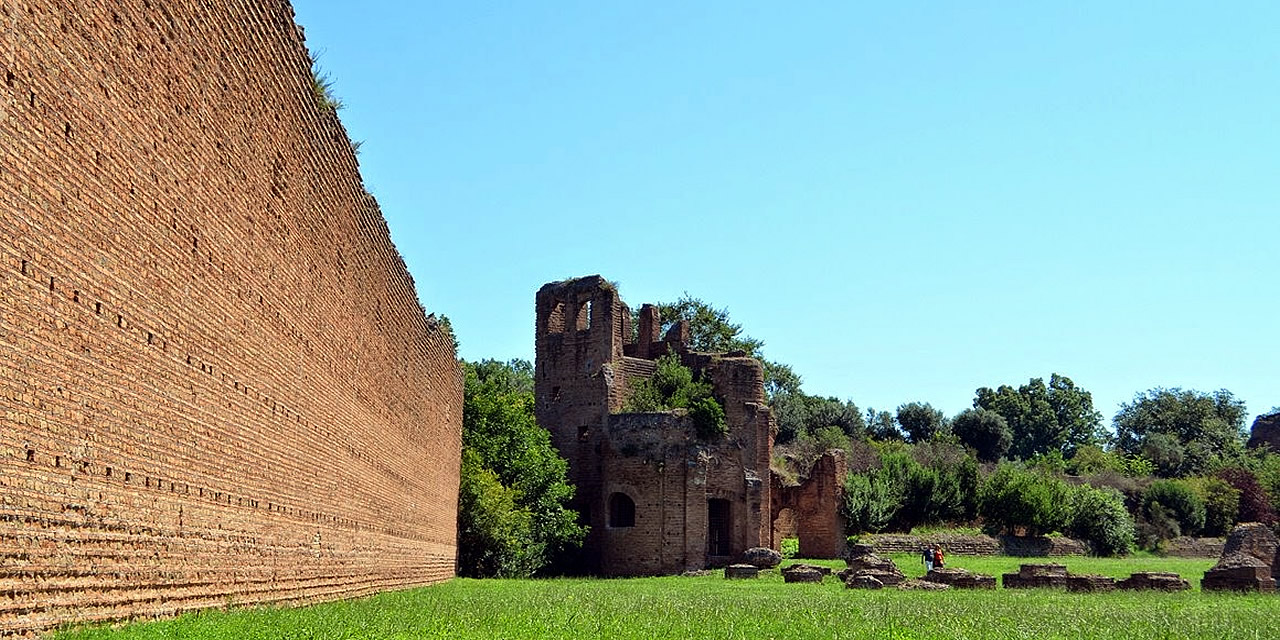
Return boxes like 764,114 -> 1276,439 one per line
0,1 -> 462,636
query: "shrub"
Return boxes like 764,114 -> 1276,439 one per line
841,472 -> 899,534
1142,479 -> 1206,537
690,396 -> 727,440
1217,467 -> 1278,526
1186,477 -> 1240,537
812,425 -> 851,452
624,352 -> 727,441
978,464 -> 1071,536
780,537 -> 799,559
1068,485 -> 1136,556
1137,503 -> 1182,551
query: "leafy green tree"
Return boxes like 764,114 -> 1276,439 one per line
458,360 -> 585,577
866,408 -> 903,441
896,402 -> 949,444
974,374 -> 1104,460
1113,388 -> 1248,477
773,393 -> 864,443
951,408 -> 1012,462
842,472 -> 898,534
656,294 -> 763,355
762,360 -> 803,402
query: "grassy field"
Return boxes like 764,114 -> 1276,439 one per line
53,555 -> 1279,640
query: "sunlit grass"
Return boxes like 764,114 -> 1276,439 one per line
54,555 -> 1276,640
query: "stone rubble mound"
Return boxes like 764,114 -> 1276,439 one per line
838,544 -> 905,587
782,566 -> 825,584
896,578 -> 951,591
741,547 -> 783,569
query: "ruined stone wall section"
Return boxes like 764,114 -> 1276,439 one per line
0,1 -> 461,635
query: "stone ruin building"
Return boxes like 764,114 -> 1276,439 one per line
534,276 -> 855,575
1,1 -> 461,635
535,277 -> 776,575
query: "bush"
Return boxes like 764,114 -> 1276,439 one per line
625,352 -> 727,440
1217,467 -> 1278,526
457,449 -> 540,578
460,360 -> 585,577
690,396 -> 727,440
1186,477 -> 1240,537
841,472 -> 899,534
978,464 -> 1071,536
1068,485 -> 1136,556
780,537 -> 799,559
1142,479 -> 1206,536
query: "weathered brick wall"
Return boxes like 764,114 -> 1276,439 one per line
0,1 -> 461,636
770,450 -> 846,558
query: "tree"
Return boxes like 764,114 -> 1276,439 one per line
896,402 -> 949,444
458,360 -> 585,577
951,408 -> 1012,462
1113,388 -> 1248,477
772,393 -> 864,444
974,374 -> 1103,460
652,294 -> 801,405
1142,480 -> 1206,537
655,294 -> 763,355
866,408 -> 903,441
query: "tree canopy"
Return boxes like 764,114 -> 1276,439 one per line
896,402 -> 949,444
458,359 -> 585,577
1113,388 -> 1247,477
974,374 -> 1104,460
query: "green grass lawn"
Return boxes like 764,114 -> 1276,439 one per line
54,555 -> 1278,640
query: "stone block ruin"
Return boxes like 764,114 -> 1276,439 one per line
535,277 -> 773,576
1202,522 -> 1279,592
1,1 -> 461,635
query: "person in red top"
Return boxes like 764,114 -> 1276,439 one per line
934,547 -> 945,569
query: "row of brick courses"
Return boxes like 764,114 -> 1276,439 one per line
1,0 -> 461,635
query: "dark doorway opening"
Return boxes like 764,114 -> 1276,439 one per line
707,498 -> 731,556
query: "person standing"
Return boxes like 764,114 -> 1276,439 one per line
922,546 -> 935,572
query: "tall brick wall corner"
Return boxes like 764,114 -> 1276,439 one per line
0,1 -> 462,636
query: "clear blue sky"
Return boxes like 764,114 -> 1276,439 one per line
291,1 -> 1279,430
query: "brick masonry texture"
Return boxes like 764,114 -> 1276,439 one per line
535,276 -> 772,576
0,1 -> 462,636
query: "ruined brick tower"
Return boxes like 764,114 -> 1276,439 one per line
535,276 -> 774,575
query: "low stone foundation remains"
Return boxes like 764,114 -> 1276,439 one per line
1002,563 -> 1069,589
1117,572 -> 1190,591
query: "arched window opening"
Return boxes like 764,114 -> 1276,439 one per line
608,492 -> 635,528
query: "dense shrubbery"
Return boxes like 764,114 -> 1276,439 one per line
1068,485 -> 1136,556
458,360 -> 585,578
624,352 -> 726,439
978,464 -> 1072,537
1142,479 -> 1206,537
